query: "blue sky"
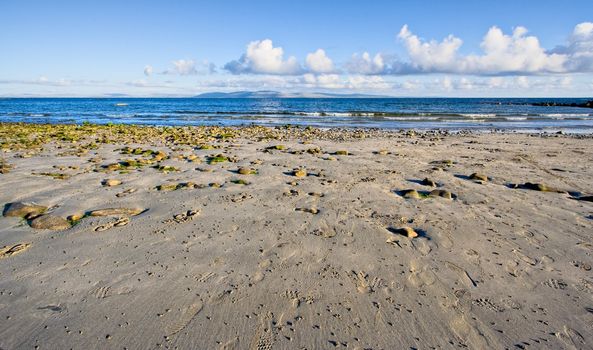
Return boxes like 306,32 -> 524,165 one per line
1,0 -> 592,97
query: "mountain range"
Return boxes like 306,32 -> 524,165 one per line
193,90 -> 392,98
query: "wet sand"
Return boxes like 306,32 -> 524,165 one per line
1,123 -> 593,349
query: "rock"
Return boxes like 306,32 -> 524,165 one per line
238,167 -> 255,175
102,179 -> 121,187
375,149 -> 389,155
88,208 -> 144,216
67,213 -> 84,222
401,189 -> 421,199
3,202 -> 47,218
209,182 -> 222,188
519,182 -> 564,193
29,214 -> 71,230
334,150 -> 348,156
429,189 -> 453,199
294,169 -> 307,178
394,227 -> 418,238
421,178 -> 437,187
469,173 -> 488,182
295,207 -> 319,214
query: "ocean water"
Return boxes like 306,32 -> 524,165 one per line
1,97 -> 592,132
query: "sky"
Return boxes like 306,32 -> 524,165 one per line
1,0 -> 592,97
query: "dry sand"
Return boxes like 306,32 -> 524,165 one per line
1,124 -> 593,349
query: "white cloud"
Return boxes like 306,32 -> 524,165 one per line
396,24 -> 566,75
225,39 -> 301,75
143,65 -> 153,76
398,25 -> 463,73
346,52 -> 387,74
305,49 -> 334,73
161,59 -> 216,75
552,22 -> 593,72
301,73 -> 391,90
170,59 -> 198,75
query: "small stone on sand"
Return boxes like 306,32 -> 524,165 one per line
3,202 -> 47,218
401,189 -> 421,199
102,179 -> 122,187
29,214 -> 71,230
469,173 -> 488,182
421,178 -> 437,187
294,169 -> 307,178
394,227 -> 418,238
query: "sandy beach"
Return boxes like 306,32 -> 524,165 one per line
1,123 -> 592,349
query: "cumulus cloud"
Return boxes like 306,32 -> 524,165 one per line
305,49 -> 334,73
225,39 -> 302,75
346,52 -> 388,74
552,22 -> 593,72
143,65 -> 153,76
396,24 -> 567,75
161,59 -> 216,75
301,73 -> 391,90
398,25 -> 463,73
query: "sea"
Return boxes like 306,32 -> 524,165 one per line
1,97 -> 592,133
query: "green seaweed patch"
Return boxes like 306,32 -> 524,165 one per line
198,144 -> 217,150
33,172 -> 71,180
154,165 -> 180,173
207,154 -> 229,164
231,179 -> 250,185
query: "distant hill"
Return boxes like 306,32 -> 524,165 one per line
193,90 -> 392,98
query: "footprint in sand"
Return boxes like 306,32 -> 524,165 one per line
445,261 -> 478,288
0,243 -> 31,259
249,312 -> 275,350
163,209 -> 200,224
164,302 -> 203,337
94,217 -> 129,232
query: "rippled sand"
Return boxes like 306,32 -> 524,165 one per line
1,124 -> 592,349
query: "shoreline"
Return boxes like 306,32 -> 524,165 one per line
1,122 -> 592,348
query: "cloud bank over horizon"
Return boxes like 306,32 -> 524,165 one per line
3,21 -> 593,97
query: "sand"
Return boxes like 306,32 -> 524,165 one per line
1,123 -> 592,349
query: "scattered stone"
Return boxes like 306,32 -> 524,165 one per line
469,173 -> 488,182
266,145 -> 285,151
3,202 -> 47,218
374,149 -> 390,155
154,165 -> 180,173
392,227 -> 418,238
231,179 -> 250,185
238,167 -> 256,175
429,189 -> 454,199
207,154 -> 229,164
295,207 -> 319,214
209,182 -> 222,188
334,150 -> 348,155
116,188 -> 137,197
102,179 -> 121,187
421,178 -> 437,187
29,214 -> 71,230
513,182 -> 565,193
88,208 -> 144,217
67,213 -> 84,222
293,169 -> 307,178
401,189 -> 421,199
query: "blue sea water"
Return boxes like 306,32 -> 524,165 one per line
1,97 -> 592,132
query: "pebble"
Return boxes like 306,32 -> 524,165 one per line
29,214 -> 71,230
3,202 -> 48,219
103,179 -> 122,187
